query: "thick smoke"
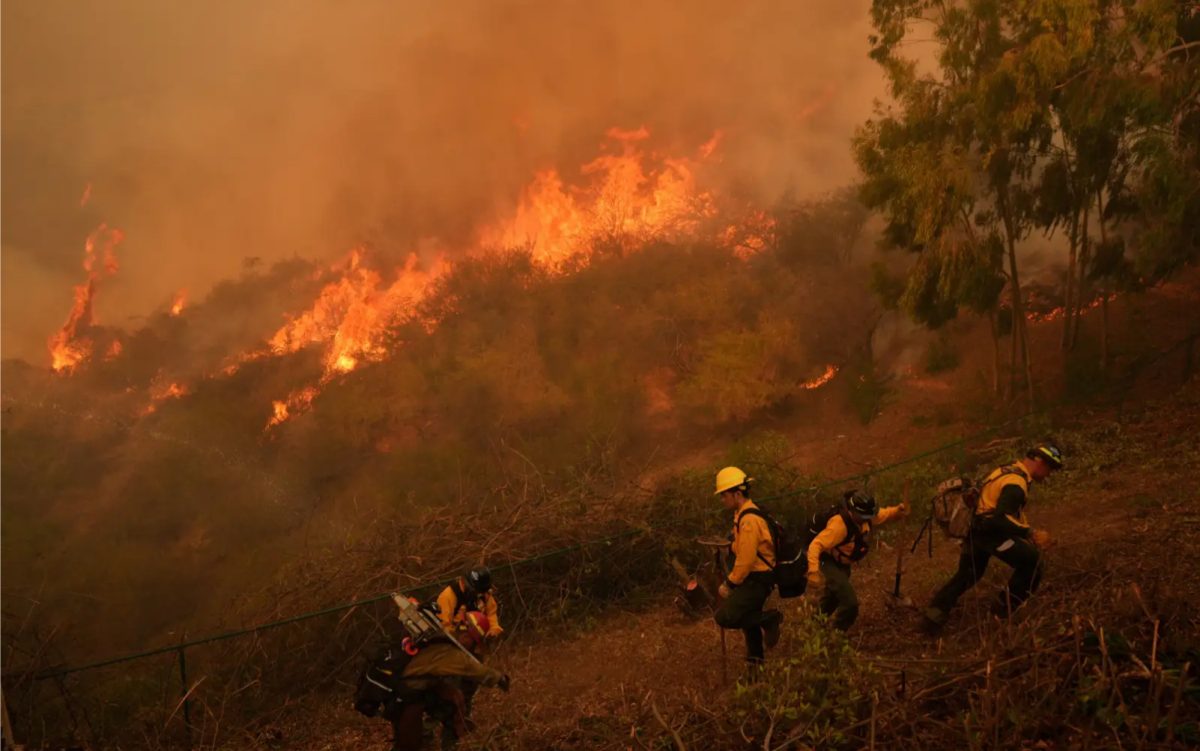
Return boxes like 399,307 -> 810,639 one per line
2,0 -> 884,362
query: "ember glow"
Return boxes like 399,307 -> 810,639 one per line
170,290 -> 187,316
142,381 -> 190,416
47,224 -> 124,373
1026,294 -> 1114,324
799,364 -> 839,390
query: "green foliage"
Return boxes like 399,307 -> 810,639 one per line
869,260 -> 904,311
845,356 -> 893,425
923,333 -> 960,374
730,614 -> 877,748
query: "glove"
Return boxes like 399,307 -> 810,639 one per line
897,501 -> 911,518
806,573 -> 823,596
1030,529 -> 1053,549
498,673 -> 512,692
718,583 -> 732,600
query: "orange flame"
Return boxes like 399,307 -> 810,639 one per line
170,290 -> 187,316
141,381 -> 189,415
1026,294 -> 1115,324
256,250 -> 447,428
47,224 -> 124,373
480,128 -> 722,266
249,128 -> 772,429
266,386 -> 319,429
799,364 -> 838,390
105,340 -> 123,360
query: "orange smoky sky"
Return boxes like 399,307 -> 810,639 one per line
1,0 -> 885,362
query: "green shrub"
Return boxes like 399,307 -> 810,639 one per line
730,613 -> 878,748
923,333 -> 960,374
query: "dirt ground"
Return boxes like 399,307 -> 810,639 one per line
273,367 -> 1199,750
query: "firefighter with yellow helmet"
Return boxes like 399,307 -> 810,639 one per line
712,466 -> 784,669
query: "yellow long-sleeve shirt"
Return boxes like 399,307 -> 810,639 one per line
807,504 -> 905,574
436,579 -> 503,636
727,499 -> 776,586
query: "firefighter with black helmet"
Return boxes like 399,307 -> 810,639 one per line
805,490 -> 910,630
437,568 -> 503,640
923,444 -> 1064,630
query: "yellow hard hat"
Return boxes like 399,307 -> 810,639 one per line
714,466 -> 752,495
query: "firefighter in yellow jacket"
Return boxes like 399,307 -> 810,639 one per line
712,467 -> 784,667
436,568 -> 503,640
924,444 -> 1063,629
805,490 -> 909,630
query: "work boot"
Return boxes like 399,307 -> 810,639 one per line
742,657 -> 766,683
762,609 -> 784,649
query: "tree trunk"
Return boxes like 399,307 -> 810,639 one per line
1070,203 -> 1090,350
1096,188 -> 1110,372
999,190 -> 1034,410
1062,207 -> 1079,350
990,310 -> 1001,396
1101,292 -> 1109,372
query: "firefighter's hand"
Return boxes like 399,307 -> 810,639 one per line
718,583 -> 732,600
1030,529 -> 1053,549
806,573 -> 823,598
897,501 -> 911,518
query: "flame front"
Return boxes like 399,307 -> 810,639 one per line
1026,294 -> 1114,324
256,251 -> 447,428
266,386 -> 319,429
47,224 -> 124,373
799,364 -> 838,390
480,127 -> 723,267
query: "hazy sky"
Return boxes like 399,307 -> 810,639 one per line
2,0 -> 885,362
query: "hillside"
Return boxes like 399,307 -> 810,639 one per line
281,361 -> 1200,750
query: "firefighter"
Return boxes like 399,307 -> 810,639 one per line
712,467 -> 784,668
436,568 -> 504,641
378,612 -> 510,751
923,444 -> 1064,630
804,490 -> 910,630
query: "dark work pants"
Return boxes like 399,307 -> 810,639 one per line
930,535 -> 1043,614
818,558 -> 859,631
387,701 -> 426,751
714,572 -> 775,663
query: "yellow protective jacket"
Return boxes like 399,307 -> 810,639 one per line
727,499 -> 776,586
437,579 -> 503,636
807,505 -> 905,573
974,462 -> 1033,539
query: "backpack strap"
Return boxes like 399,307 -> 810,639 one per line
836,508 -> 870,561
735,507 -> 777,570
980,464 -> 1030,491
975,465 -> 1031,517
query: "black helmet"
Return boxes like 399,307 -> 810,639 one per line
844,490 -> 878,519
465,568 -> 492,594
1027,444 -> 1064,470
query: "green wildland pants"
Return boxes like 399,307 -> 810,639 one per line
819,557 -> 859,631
714,572 -> 775,662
